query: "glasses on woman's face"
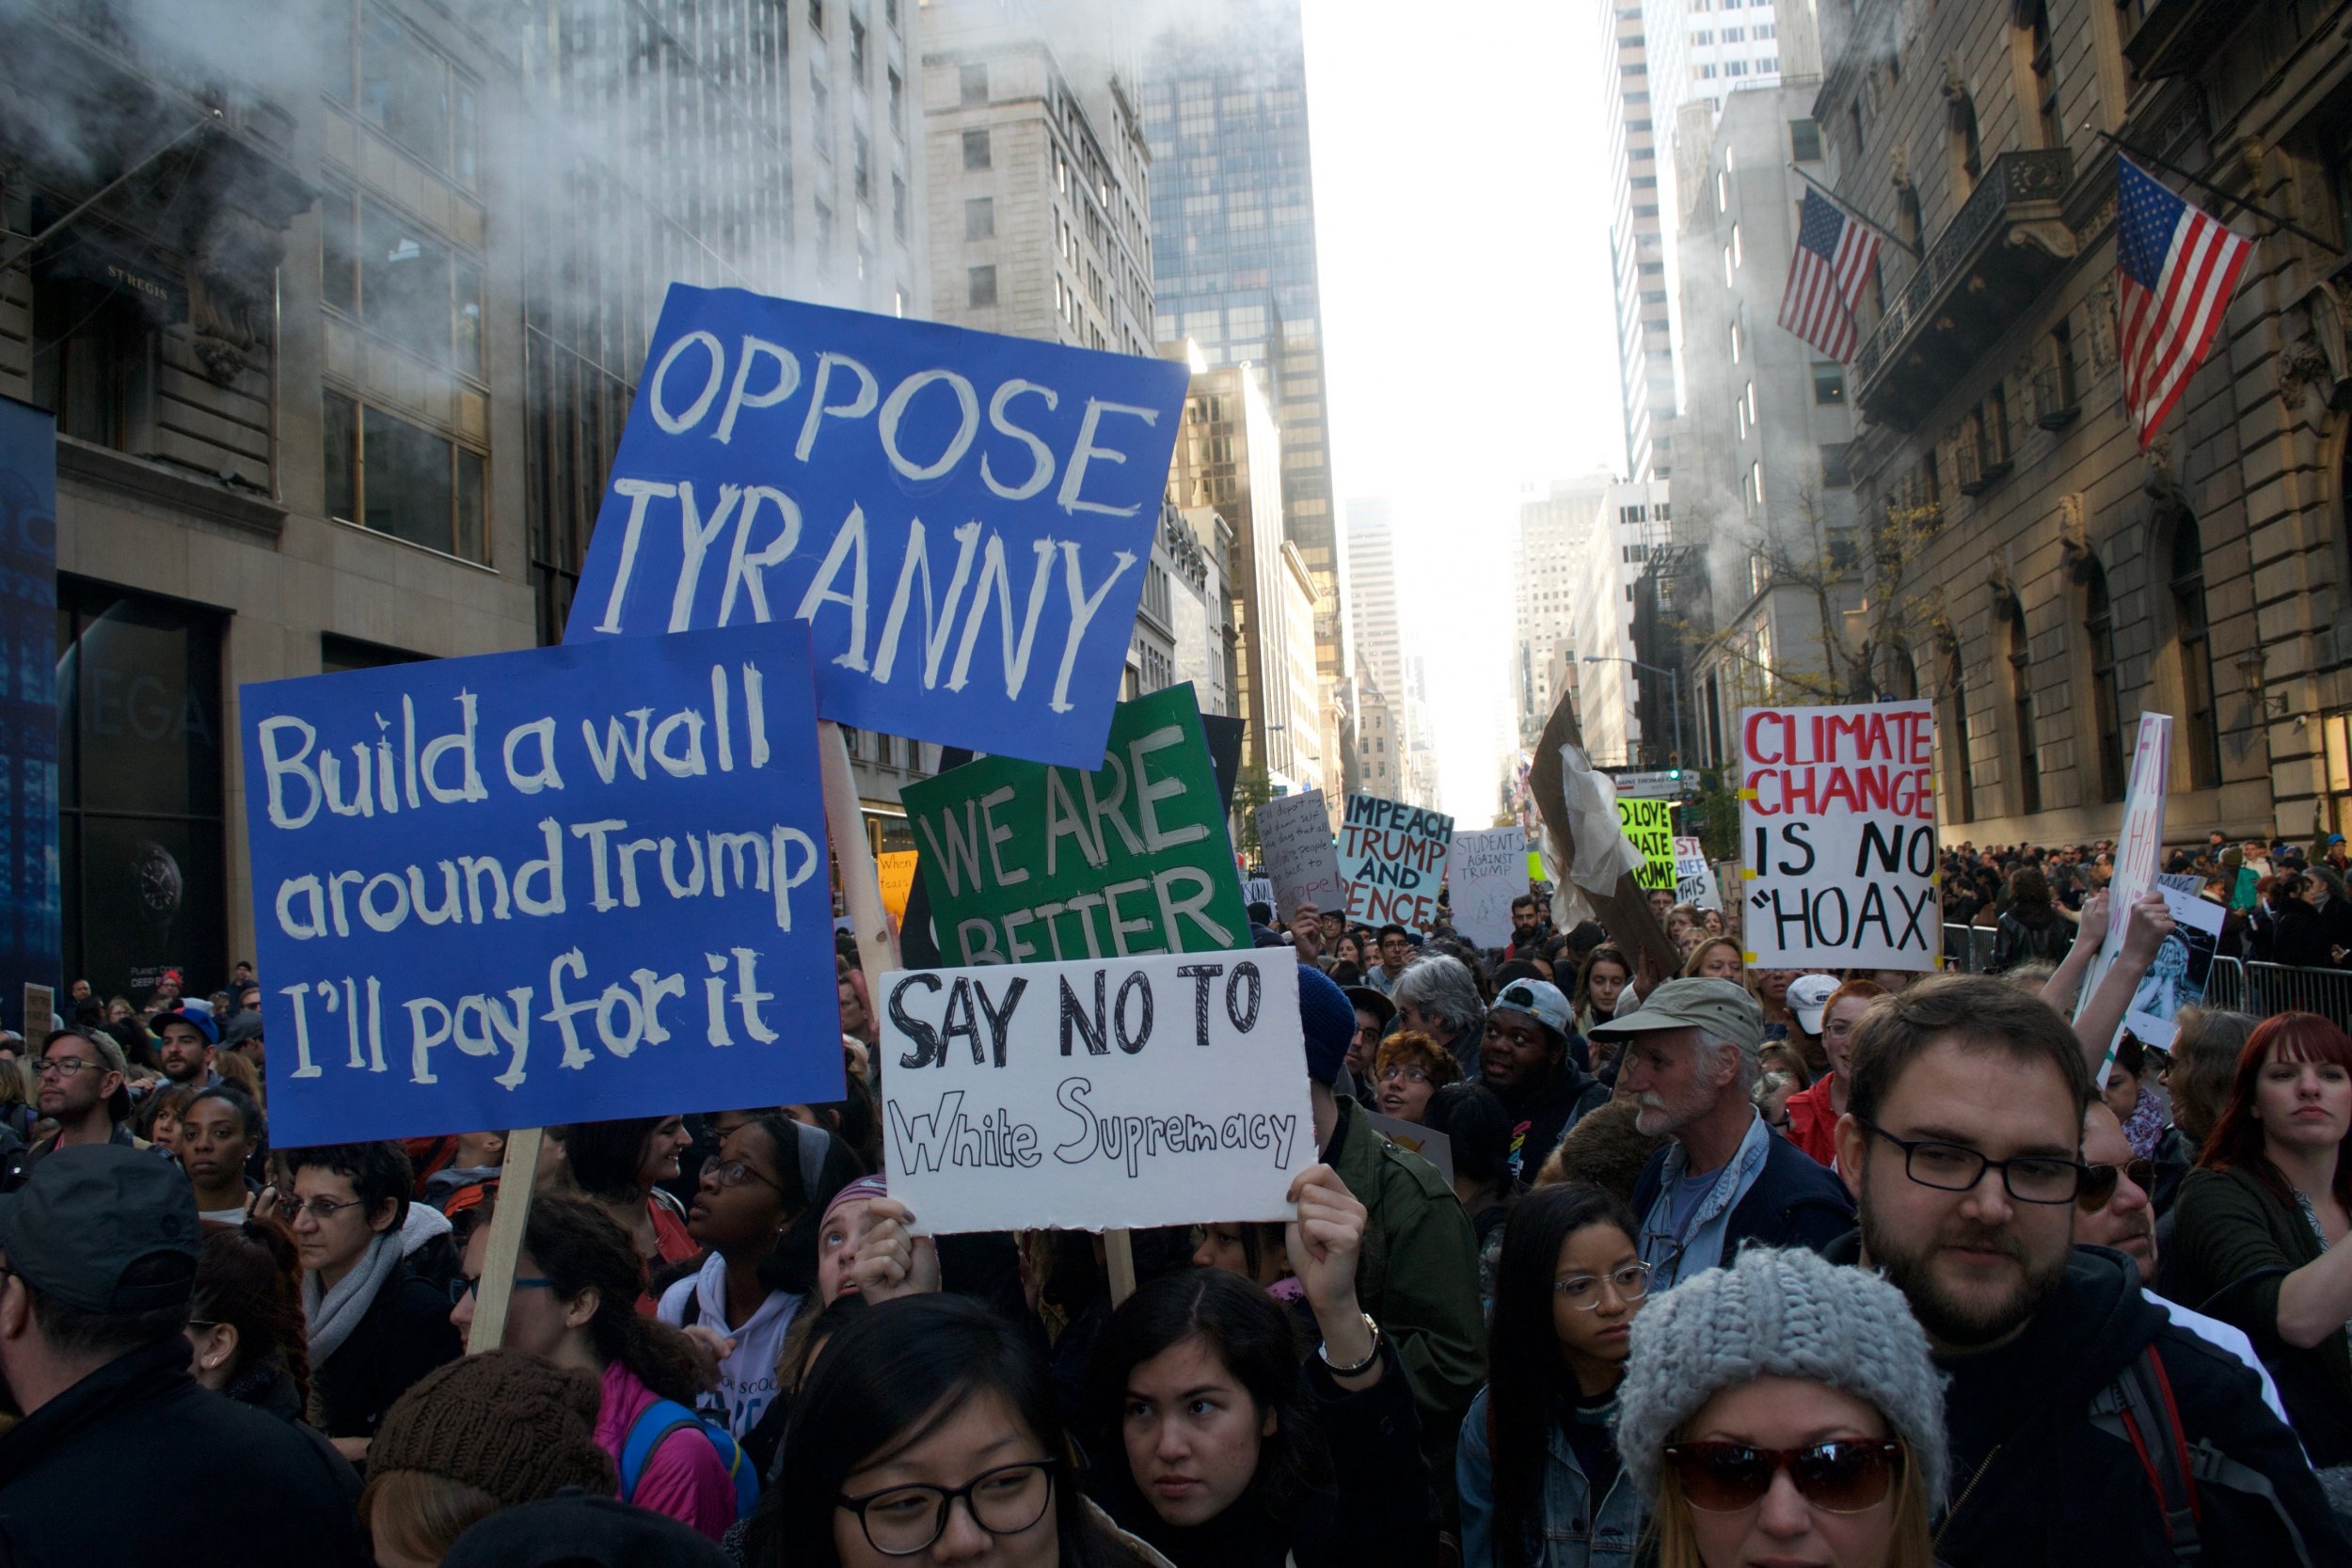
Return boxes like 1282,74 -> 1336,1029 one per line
2075,1157 -> 2156,1213
1663,1439 -> 1905,1513
837,1458 -> 1057,1556
700,1156 -> 786,1195
275,1196 -> 368,1226
1380,1065 -> 1431,1085
1552,1260 -> 1650,1310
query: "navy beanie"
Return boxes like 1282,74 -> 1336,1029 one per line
1295,962 -> 1356,1086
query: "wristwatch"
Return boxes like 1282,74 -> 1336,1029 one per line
1318,1312 -> 1382,1377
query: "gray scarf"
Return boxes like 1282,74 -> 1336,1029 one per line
303,1230 -> 403,1365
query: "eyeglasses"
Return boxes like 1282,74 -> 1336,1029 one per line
1853,1117 -> 2088,1204
1663,1439 -> 1906,1513
450,1275 -> 557,1304
2076,1157 -> 2157,1213
1553,1260 -> 1650,1309
700,1156 -> 787,1195
274,1196 -> 370,1225
36,1057 -> 99,1077
837,1458 -> 1056,1557
1379,1065 -> 1431,1085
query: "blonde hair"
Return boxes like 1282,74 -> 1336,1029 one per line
0,1054 -> 32,1111
358,1468 -> 501,1565
1646,1434 -> 1934,1568
1681,938 -> 1744,980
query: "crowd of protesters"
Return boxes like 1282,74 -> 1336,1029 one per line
9,849 -> 2352,1568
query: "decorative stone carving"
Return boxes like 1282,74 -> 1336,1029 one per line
2277,284 -> 2348,414
188,203 -> 279,385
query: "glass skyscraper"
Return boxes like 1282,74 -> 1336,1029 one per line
1138,2 -> 1345,690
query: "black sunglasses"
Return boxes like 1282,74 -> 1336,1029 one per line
2076,1157 -> 2156,1213
1664,1439 -> 1905,1513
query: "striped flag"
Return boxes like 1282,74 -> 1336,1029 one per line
1777,188 -> 1882,361
2116,156 -> 2252,449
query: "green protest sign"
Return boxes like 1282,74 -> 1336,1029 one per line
1616,797 -> 1677,892
900,684 -> 1248,965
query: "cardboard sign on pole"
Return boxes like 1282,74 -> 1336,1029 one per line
1674,836 -> 1719,911
240,620 -> 845,1147
1445,827 -> 1529,947
898,685 -> 1247,966
563,285 -> 1188,770
2074,714 -> 2173,1077
1256,789 -> 1347,922
877,851 -> 920,926
1738,702 -> 1942,971
1339,795 -> 1454,930
878,949 -> 1312,1233
1615,800 -> 1677,894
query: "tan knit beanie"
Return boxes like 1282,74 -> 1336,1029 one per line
369,1350 -> 618,1503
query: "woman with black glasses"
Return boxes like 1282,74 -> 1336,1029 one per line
741,1291 -> 1165,1568
1614,1246 -> 1946,1568
1456,1182 -> 1648,1568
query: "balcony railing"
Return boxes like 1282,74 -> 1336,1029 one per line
1851,148 -> 2075,430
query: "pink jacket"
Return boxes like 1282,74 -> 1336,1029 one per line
596,1360 -> 738,1540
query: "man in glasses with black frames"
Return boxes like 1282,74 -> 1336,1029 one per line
2074,1099 -> 2289,1427
1827,975 -> 2340,1566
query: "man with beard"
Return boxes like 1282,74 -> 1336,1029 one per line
2075,1101 -> 2288,1425
1594,978 -> 1851,1291
151,1008 -> 221,1090
1480,978 -> 1607,1186
1830,976 -> 2341,1566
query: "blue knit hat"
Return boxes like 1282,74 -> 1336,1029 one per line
1614,1246 -> 1948,1509
1295,962 -> 1355,1086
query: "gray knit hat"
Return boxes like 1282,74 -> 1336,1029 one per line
1614,1247 -> 1948,1509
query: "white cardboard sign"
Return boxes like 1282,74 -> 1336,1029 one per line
1674,836 -> 1719,911
1256,790 -> 1348,921
1446,827 -> 1529,946
878,949 -> 1312,1233
2075,713 -> 2173,1081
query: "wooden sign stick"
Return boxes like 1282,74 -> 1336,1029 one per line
819,721 -> 901,1013
464,1126 -> 546,1354
1104,1227 -> 1138,1307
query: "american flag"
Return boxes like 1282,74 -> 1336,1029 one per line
1777,188 -> 1881,361
2116,156 -> 2253,449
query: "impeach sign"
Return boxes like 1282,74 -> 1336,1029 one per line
898,685 -> 1247,965
564,286 -> 1190,769
879,949 -> 1312,1232
1740,701 -> 1940,971
1339,794 -> 1454,929
241,623 -> 845,1146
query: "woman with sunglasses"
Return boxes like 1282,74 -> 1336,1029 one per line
2169,1010 -> 2352,1470
658,1114 -> 861,1461
451,1192 -> 740,1539
1081,1165 -> 1437,1568
742,1291 -> 1165,1568
1456,1183 -> 1648,1568
1614,1246 -> 1945,1568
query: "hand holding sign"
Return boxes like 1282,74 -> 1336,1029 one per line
847,1196 -> 941,1304
1285,1163 -> 1378,1385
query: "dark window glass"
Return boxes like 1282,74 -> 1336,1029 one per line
1949,643 -> 1976,823
358,13 -> 450,170
962,128 -> 991,170
1788,118 -> 1821,162
960,63 -> 988,104
1820,443 -> 1852,488
321,187 -> 358,314
968,264 -> 998,308
1813,362 -> 1846,404
360,201 -> 454,363
29,273 -> 146,451
2010,604 -> 2041,816
323,391 -> 358,523
965,197 -> 994,240
2084,559 -> 2123,802
2171,522 -> 2220,789
364,405 -> 455,553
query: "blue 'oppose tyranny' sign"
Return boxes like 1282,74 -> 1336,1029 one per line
241,621 -> 843,1147
564,285 -> 1190,769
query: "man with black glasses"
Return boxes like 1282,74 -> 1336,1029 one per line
10,1030 -> 148,1185
1830,975 -> 2341,1566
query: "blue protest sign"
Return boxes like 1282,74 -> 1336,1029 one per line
564,285 -> 1190,769
241,622 -> 843,1147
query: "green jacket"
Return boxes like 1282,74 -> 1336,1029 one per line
1326,1093 -> 1486,1515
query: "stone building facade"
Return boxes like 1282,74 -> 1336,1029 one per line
1818,0 -> 2352,845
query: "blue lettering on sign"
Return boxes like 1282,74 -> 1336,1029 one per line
564,285 -> 1190,769
240,620 -> 844,1147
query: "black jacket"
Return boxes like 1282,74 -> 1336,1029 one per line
1827,1235 -> 2346,1567
1629,1122 -> 1855,1263
1094,1339 -> 1438,1568
0,1338 -> 368,1567
1992,903 -> 2074,971
311,1254 -> 463,1441
2276,901 -> 2336,969
1495,1063 -> 1609,1189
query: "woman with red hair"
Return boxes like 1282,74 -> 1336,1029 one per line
2169,1011 -> 2352,1468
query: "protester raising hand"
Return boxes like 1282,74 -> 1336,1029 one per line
1284,1163 -> 1379,1390
1288,900 -> 1326,966
2070,892 -> 2175,1080
842,1196 -> 942,1303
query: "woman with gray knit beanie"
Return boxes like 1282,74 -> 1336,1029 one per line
1613,1247 -> 1946,1568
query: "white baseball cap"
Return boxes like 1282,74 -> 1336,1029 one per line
1787,973 -> 1840,1037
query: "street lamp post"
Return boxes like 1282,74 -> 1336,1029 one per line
1583,654 -> 1684,769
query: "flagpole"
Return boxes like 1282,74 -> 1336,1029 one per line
1787,164 -> 1923,259
2086,125 -> 2338,252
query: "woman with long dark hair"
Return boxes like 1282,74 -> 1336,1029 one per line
451,1191 -> 741,1539
189,1214 -> 320,1424
1456,1183 -> 1648,1567
658,1114 -> 860,1468
2169,1010 -> 2352,1468
1080,1167 -> 1436,1567
562,1115 -> 701,1292
743,1292 -> 1163,1568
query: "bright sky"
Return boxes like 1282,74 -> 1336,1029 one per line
1300,0 -> 1627,824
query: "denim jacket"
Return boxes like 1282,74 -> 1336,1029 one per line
1456,1386 -> 1645,1568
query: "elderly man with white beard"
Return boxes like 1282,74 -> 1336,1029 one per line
1590,977 -> 1855,1291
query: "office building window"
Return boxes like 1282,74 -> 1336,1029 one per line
331,2 -> 481,188
965,197 -> 994,240
962,128 -> 991,170
1820,443 -> 1852,488
850,16 -> 866,77
968,264 -> 998,308
891,174 -> 907,241
323,389 -> 487,562
888,69 -> 903,133
960,64 -> 988,105
2082,556 -> 2124,803
2171,519 -> 2221,789
1789,118 -> 1821,161
1813,362 -> 1846,404
29,265 -> 153,451
321,189 -> 485,377
2008,602 -> 2041,816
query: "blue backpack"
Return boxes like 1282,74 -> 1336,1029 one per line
618,1398 -> 759,1520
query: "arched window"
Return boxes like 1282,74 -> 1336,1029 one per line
2008,599 -> 2041,816
2170,519 -> 2220,789
1892,642 -> 1919,701
1947,86 -> 1983,196
2082,557 -> 2123,802
1947,639 -> 1976,824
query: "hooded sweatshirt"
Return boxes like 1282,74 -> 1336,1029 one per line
1492,1060 -> 1608,1189
1826,1236 -> 2342,1567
